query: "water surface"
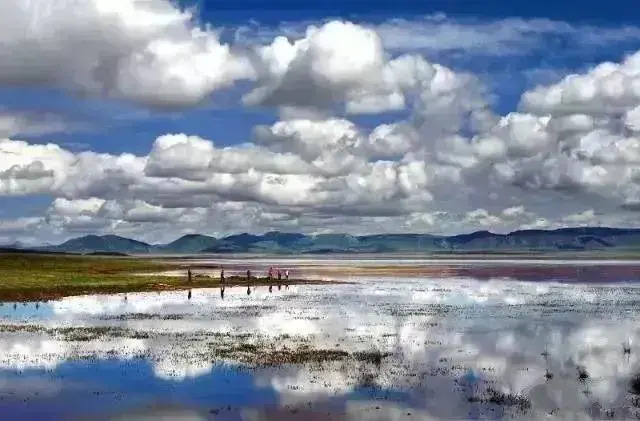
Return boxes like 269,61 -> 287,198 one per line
2,260 -> 640,419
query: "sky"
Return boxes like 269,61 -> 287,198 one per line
2,0 -> 640,245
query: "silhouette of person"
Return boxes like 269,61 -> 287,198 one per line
246,269 -> 251,280
220,268 -> 225,284
188,269 -> 192,283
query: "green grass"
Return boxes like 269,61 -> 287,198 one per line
0,253 -> 180,301
0,253 -> 330,301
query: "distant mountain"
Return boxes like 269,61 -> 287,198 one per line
35,227 -> 640,254
157,234 -> 219,253
44,235 -> 152,254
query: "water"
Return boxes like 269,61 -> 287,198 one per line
2,261 -> 640,419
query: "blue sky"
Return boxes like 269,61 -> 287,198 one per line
1,0 -> 640,244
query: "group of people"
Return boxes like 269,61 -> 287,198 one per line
267,266 -> 289,282
186,266 -> 290,286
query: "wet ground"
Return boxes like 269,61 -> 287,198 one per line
2,258 -> 640,420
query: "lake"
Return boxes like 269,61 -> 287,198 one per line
1,258 -> 640,420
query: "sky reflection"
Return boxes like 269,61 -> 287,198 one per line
1,268 -> 640,419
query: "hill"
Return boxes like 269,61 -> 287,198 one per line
44,235 -> 152,254
156,234 -> 219,253
35,227 -> 640,254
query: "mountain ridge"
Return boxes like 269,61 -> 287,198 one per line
26,227 -> 640,254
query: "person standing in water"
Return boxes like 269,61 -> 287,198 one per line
268,266 -> 273,281
220,267 -> 225,284
246,269 -> 251,280
187,268 -> 192,283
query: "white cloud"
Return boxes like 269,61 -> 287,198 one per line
0,111 -> 76,137
245,21 -> 487,118
3,12 -> 640,242
376,15 -> 640,56
521,52 -> 640,116
0,0 -> 254,108
0,139 -> 72,195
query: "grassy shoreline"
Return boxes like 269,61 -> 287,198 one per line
0,253 -> 338,302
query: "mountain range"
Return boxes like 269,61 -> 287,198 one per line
11,227 -> 640,254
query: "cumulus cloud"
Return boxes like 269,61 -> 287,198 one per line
245,21 -> 487,118
521,52 -> 640,116
3,10 -> 640,242
0,0 -> 254,108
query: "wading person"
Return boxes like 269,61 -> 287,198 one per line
246,269 -> 251,280
187,268 -> 192,283
277,269 -> 281,281
220,268 -> 225,284
268,266 -> 273,281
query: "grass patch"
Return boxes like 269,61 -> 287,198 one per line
0,253 -> 334,301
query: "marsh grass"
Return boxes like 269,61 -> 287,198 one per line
578,366 -> 590,382
468,388 -> 531,412
0,324 -> 151,341
630,374 -> 640,395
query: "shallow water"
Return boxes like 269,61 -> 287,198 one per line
2,261 -> 640,420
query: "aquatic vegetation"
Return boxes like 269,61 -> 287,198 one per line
486,388 -> 532,412
578,365 -> 590,382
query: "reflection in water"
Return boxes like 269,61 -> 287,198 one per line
1,269 -> 640,419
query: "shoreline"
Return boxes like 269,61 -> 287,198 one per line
0,276 -> 346,303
